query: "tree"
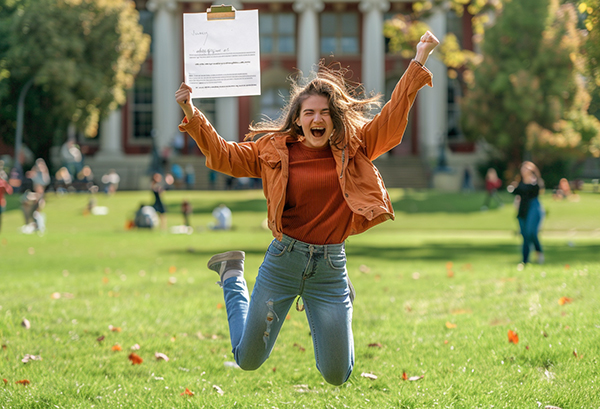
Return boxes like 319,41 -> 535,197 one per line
384,0 -> 600,183
0,0 -> 150,165
460,0 -> 600,180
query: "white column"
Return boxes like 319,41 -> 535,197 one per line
216,98 -> 239,142
148,0 -> 182,152
359,0 -> 389,96
96,110 -> 124,158
293,0 -> 324,76
418,8 -> 447,160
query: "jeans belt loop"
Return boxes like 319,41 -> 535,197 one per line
287,238 -> 295,252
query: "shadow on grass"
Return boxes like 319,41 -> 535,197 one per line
165,198 -> 267,215
392,191 -> 511,214
160,242 -> 600,265
346,242 -> 600,265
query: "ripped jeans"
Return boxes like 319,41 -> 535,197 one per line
221,234 -> 354,385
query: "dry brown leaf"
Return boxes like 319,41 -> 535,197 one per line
293,343 -> 306,352
558,297 -> 572,306
445,322 -> 457,329
508,330 -> 519,344
181,388 -> 194,396
368,342 -> 383,348
16,379 -> 30,385
109,325 -> 121,332
359,264 -> 371,274
128,352 -> 143,365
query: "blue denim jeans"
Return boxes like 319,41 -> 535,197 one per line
518,197 -> 544,263
221,234 -> 354,385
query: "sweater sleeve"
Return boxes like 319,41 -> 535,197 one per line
178,108 -> 262,178
360,60 -> 433,161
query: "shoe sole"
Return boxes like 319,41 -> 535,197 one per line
207,250 -> 245,271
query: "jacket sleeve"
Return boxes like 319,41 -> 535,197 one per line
360,60 -> 433,161
178,108 -> 261,178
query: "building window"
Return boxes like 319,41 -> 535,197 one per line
258,87 -> 290,124
132,9 -> 153,140
447,77 -> 463,141
260,13 -> 296,55
132,74 -> 153,139
320,12 -> 359,56
193,98 -> 216,124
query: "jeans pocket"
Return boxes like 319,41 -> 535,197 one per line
327,253 -> 347,270
266,239 -> 287,257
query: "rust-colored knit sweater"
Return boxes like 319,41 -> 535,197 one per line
281,142 -> 352,245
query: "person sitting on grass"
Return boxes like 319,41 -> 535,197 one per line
175,31 -> 439,385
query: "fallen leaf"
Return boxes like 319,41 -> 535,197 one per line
213,384 -> 224,395
361,372 -> 377,380
402,371 -> 408,381
216,303 -> 223,309
405,304 -> 412,312
408,375 -> 424,381
444,340 -> 449,344
447,270 -> 454,278
293,384 -> 310,392
21,319 -> 31,329
102,277 -> 109,284
272,367 -> 277,372
359,264 -> 371,274
169,266 -> 177,274
558,297 -> 572,306
97,335 -> 105,342
293,343 -> 306,352
1,345 -> 6,350
445,322 -> 457,329
181,388 -> 194,396
51,292 -> 61,300
168,276 -> 177,285
564,264 -> 570,270
368,343 -> 382,348
3,378 -> 8,384
542,331 -> 548,337
21,354 -> 42,363
526,345 -> 530,350
16,379 -> 30,385
451,309 -> 472,315
508,330 -> 519,344
131,344 -> 140,350
112,344 -> 122,351
109,325 -> 121,332
128,353 -> 143,365
155,352 -> 169,361
446,262 -> 453,270
545,406 -> 562,409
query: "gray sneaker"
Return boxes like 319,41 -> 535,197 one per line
207,251 -> 245,283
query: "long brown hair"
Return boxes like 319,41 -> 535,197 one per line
520,161 -> 545,190
245,62 -> 382,150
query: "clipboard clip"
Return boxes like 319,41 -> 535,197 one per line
207,4 -> 236,20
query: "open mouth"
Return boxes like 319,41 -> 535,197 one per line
311,127 -> 325,137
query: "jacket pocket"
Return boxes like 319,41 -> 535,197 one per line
259,152 -> 281,169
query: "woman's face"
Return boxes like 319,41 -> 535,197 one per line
521,164 -> 536,184
296,94 -> 334,149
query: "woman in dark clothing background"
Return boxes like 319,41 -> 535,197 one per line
507,161 -> 545,265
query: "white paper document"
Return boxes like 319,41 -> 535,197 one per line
183,10 -> 261,98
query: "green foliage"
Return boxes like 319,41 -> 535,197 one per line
0,0 -> 149,162
461,0 -> 600,169
1,189 -> 600,407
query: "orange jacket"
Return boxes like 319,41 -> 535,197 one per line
179,60 -> 432,241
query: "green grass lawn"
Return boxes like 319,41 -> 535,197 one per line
1,188 -> 599,408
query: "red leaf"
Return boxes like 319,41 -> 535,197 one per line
558,297 -> 572,306
181,388 -> 194,396
16,379 -> 30,385
293,343 -> 306,352
128,352 -> 143,365
508,330 -> 519,344
368,343 -> 382,348
97,335 -> 105,343
112,344 -> 122,351
402,371 -> 408,381
3,378 -> 7,384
